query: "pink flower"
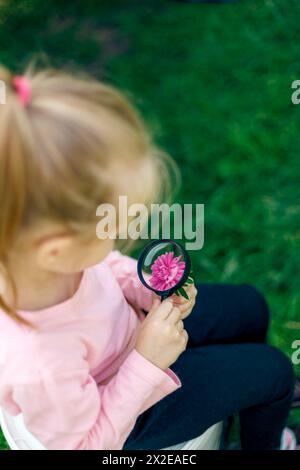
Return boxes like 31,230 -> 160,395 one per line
149,251 -> 186,291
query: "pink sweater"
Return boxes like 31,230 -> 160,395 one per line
0,251 -> 181,450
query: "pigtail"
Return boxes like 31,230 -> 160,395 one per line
0,65 -> 34,327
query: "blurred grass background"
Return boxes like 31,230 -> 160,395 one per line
0,0 -> 300,449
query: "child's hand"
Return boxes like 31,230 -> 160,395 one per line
170,283 -> 197,320
135,298 -> 188,371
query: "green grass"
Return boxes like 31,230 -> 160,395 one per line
0,0 -> 300,448
0,433 -> 9,450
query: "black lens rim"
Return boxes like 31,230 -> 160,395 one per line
137,239 -> 191,298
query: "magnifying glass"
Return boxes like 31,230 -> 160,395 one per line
137,239 -> 192,301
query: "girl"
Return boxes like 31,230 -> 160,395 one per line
0,65 -> 295,450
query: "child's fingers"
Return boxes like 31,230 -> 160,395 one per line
171,294 -> 186,304
166,306 -> 181,324
177,292 -> 197,316
171,284 -> 197,304
148,299 -> 173,320
185,283 -> 196,294
178,300 -> 193,314
176,319 -> 184,331
150,297 -> 161,311
185,284 -> 197,299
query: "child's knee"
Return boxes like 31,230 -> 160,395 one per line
240,284 -> 270,331
266,346 -> 295,397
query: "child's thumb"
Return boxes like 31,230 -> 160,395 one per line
149,297 -> 161,314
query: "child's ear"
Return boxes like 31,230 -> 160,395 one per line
35,234 -> 74,271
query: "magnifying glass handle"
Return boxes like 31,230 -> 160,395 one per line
160,293 -> 169,302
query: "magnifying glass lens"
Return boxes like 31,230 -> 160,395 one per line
137,240 -> 191,299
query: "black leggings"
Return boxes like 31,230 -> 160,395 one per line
123,284 -> 295,450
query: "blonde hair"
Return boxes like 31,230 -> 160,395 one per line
0,64 -> 180,325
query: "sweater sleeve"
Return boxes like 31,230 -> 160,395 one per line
11,348 -> 181,450
104,250 -> 153,312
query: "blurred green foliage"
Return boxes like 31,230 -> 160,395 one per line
0,0 -> 300,447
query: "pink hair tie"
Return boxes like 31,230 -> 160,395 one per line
13,76 -> 32,106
